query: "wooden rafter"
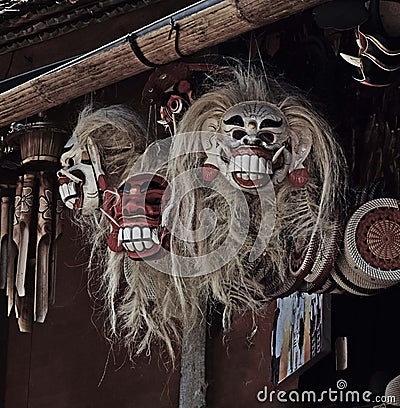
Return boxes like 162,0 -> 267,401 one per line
0,0 -> 330,127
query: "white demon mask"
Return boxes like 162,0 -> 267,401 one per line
57,135 -> 106,215
215,101 -> 293,190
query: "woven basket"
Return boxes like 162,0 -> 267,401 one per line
8,121 -> 69,165
344,198 -> 400,286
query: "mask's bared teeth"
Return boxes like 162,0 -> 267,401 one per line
119,226 -> 159,254
242,154 -> 250,174
151,228 -> 160,245
69,182 -> 77,195
123,242 -> 135,252
234,155 -> 242,172
258,157 -> 267,173
64,198 -> 74,209
134,241 -> 144,252
132,226 -> 141,240
123,227 -> 131,241
229,150 -> 276,187
250,155 -> 258,174
142,227 -> 150,239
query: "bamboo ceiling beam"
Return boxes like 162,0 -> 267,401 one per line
0,0 -> 330,127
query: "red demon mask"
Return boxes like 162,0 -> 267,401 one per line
102,173 -> 170,260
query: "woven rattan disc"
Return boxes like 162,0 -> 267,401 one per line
344,198 -> 400,284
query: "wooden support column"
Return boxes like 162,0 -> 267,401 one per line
179,297 -> 207,408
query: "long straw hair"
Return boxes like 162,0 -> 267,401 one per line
165,66 -> 347,329
71,66 -> 348,364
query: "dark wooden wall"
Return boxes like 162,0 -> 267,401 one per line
1,219 -> 278,408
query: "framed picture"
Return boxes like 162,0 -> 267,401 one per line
270,292 -> 331,386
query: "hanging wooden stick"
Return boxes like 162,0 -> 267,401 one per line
0,196 -> 11,289
15,172 -> 36,297
34,171 -> 54,323
7,176 -> 23,315
49,194 -> 64,306
0,156 -> 19,296
15,259 -> 35,333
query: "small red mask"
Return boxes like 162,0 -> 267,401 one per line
102,173 -> 170,260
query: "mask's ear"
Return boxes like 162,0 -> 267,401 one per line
289,128 -> 312,172
288,128 -> 312,187
201,132 -> 222,182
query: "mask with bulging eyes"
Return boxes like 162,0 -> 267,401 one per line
57,135 -> 106,215
216,101 -> 293,190
102,173 -> 171,260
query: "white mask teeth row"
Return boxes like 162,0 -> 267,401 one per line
228,154 -> 273,179
59,182 -> 78,209
118,226 -> 159,252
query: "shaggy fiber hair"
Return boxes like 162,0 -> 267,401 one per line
71,104 -> 147,261
71,67 -> 348,364
71,105 -> 190,363
164,67 -> 347,331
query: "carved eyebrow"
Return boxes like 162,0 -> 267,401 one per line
260,118 -> 283,128
223,115 -> 244,127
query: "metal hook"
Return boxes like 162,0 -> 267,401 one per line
169,17 -> 188,58
128,33 -> 159,68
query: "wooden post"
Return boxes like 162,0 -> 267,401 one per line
179,297 -> 207,408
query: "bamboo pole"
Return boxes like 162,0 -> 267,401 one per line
0,0 -> 329,127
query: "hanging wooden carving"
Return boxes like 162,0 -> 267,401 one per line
0,156 -> 19,298
4,119 -> 68,332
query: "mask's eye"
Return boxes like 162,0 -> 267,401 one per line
260,118 -> 283,128
223,115 -> 244,127
232,129 -> 247,140
67,158 -> 74,167
258,132 -> 275,144
167,95 -> 184,114
146,194 -> 162,206
118,182 -> 131,194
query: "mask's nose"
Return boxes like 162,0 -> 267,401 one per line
242,134 -> 263,146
